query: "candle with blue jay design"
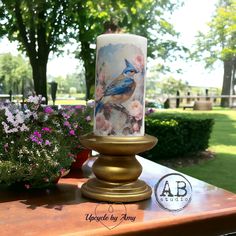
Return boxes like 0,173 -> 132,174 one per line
94,34 -> 147,136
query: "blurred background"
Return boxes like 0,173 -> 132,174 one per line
0,0 -> 235,107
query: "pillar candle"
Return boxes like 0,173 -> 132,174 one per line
94,33 -> 147,136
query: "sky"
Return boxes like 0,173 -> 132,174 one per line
0,0 -> 222,88
168,0 -> 222,88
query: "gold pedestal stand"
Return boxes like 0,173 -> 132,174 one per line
80,133 -> 157,202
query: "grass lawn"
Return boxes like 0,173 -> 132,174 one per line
48,99 -> 87,105
162,108 -> 236,193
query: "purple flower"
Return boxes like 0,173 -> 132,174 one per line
64,121 -> 71,127
75,105 -> 83,109
44,106 -> 53,114
145,108 -> 155,116
69,130 -> 75,136
30,135 -> 38,142
30,131 -> 43,145
62,113 -> 70,119
45,140 -> 51,146
33,131 -> 41,138
42,127 -> 51,132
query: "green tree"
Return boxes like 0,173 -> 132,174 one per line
0,53 -> 32,94
0,0 -> 73,101
72,0 -> 185,99
0,0 -> 186,100
194,0 -> 236,107
160,76 -> 189,95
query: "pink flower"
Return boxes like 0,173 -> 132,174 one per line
42,127 -> 51,132
98,72 -> 105,83
24,184 -> 31,189
60,168 -> 66,175
95,113 -> 112,135
129,100 -> 143,121
45,140 -> 51,146
95,85 -> 104,101
44,106 -> 53,114
33,131 -> 41,138
134,55 -> 144,72
85,116 -> 91,122
133,123 -> 140,132
75,105 -> 83,109
30,131 -> 43,145
62,113 -> 70,119
69,130 -> 75,136
64,121 -> 71,127
95,113 -> 106,130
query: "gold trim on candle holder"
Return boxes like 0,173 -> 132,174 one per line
80,133 -> 157,202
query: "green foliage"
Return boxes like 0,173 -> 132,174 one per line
195,0 -> 236,67
194,0 -> 236,105
0,53 -> 32,94
159,76 -> 189,95
0,0 -> 187,100
0,0 -> 75,99
143,113 -> 214,160
71,0 -> 186,99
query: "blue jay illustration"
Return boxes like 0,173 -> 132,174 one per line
95,59 -> 139,115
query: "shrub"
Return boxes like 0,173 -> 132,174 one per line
143,113 -> 214,160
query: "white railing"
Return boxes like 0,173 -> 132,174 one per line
0,94 -> 23,102
165,95 -> 236,108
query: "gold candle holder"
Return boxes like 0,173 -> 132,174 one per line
80,133 -> 157,202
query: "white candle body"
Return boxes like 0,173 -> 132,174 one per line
94,34 -> 147,136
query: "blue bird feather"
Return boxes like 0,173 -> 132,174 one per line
95,59 -> 139,115
95,100 -> 104,115
105,77 -> 134,96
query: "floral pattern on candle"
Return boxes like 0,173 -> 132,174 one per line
94,43 -> 146,136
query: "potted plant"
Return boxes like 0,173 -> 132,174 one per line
58,104 -> 93,169
0,96 -> 92,189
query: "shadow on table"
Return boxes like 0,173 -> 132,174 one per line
0,169 -> 99,210
0,180 -> 95,210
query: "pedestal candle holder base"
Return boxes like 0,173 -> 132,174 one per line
79,133 -> 157,202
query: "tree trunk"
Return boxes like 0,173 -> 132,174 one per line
31,59 -> 48,103
221,60 -> 233,107
84,67 -> 94,100
232,58 -> 236,95
80,41 -> 95,100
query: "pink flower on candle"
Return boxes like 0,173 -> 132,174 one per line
133,123 -> 140,132
96,113 -> 106,130
134,55 -> 144,72
98,71 -> 105,83
96,85 -> 104,101
129,100 -> 143,121
96,113 -> 112,134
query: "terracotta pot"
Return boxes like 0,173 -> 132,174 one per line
71,149 -> 91,170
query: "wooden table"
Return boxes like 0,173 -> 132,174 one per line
0,157 -> 236,236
